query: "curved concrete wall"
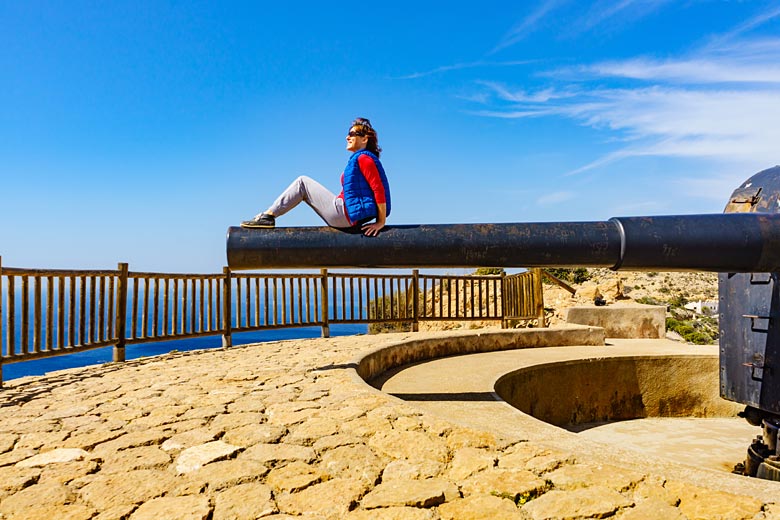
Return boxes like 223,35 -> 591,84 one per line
356,326 -> 605,384
495,355 -> 743,427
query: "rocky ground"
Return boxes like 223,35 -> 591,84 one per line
543,269 -> 719,343
0,330 -> 776,519
544,268 -> 718,316
417,269 -> 719,342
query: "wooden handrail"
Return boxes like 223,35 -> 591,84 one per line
0,260 -> 545,386
540,269 -> 577,295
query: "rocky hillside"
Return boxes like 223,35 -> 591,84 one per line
543,268 -> 719,343
415,269 -> 720,344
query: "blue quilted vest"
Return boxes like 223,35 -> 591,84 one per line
342,150 -> 391,224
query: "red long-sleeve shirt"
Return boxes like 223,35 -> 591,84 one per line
338,153 -> 387,209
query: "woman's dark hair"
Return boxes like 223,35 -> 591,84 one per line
351,117 -> 382,157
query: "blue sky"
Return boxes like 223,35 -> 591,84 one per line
2,1 -> 779,272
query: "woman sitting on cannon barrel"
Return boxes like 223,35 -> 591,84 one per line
241,117 -> 391,237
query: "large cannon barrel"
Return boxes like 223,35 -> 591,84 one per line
227,213 -> 780,272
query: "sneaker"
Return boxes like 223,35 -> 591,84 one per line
241,213 -> 276,228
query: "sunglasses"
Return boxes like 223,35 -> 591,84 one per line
347,130 -> 366,137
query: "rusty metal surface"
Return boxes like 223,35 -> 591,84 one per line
719,272 -> 780,413
611,213 -> 780,272
227,214 -> 780,272
228,222 -> 620,270
720,166 -> 780,415
725,166 -> 780,214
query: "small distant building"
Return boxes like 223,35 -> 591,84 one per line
684,300 -> 719,316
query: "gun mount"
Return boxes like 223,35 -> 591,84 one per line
227,165 -> 780,479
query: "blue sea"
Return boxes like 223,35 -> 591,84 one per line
2,324 -> 367,381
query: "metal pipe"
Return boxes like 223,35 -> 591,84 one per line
227,213 -> 780,272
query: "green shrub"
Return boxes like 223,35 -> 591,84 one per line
544,268 -> 591,284
678,324 -> 695,336
369,321 -> 412,334
666,318 -> 715,344
474,267 -> 505,276
686,331 -> 714,344
367,290 -> 415,334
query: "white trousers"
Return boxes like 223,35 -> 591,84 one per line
265,176 -> 351,228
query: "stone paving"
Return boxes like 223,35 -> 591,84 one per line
0,330 -> 778,519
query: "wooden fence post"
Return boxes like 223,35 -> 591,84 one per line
0,255 -> 4,388
532,268 -> 546,327
412,269 -> 419,332
320,269 -> 330,338
113,262 -> 128,362
222,267 -> 233,347
500,271 -> 508,329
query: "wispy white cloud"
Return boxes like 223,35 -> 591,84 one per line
585,58 -> 780,83
475,81 -> 577,103
560,87 -> 780,174
672,172 -> 750,203
456,92 -> 492,104
491,0 -> 670,53
396,60 -> 537,80
490,0 -> 567,54
467,107 -> 567,119
577,0 -> 671,33
474,5 -> 780,176
705,5 -> 780,49
572,42 -> 780,84
580,0 -> 639,29
537,190 -> 574,205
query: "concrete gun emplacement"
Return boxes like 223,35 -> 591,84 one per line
228,165 -> 780,479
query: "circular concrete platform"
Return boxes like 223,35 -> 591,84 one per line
573,417 -> 755,473
363,331 -> 776,498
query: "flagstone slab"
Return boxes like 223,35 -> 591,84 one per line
276,478 -> 367,519
16,448 -> 90,468
79,469 -> 178,510
174,458 -> 270,494
128,495 -> 211,520
520,486 -> 633,520
213,482 -> 277,520
239,442 -> 316,465
361,478 -> 459,509
0,433 -> 18,454
438,494 -> 523,520
175,440 -> 241,474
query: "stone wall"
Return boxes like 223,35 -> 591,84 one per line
566,303 -> 666,338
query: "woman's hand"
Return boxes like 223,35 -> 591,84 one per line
362,203 -> 387,236
362,221 -> 384,236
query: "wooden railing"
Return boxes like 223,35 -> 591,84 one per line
0,257 -> 544,385
231,271 -> 323,332
421,272 -> 504,321
0,264 -> 122,364
125,270 -> 228,345
503,269 -> 545,323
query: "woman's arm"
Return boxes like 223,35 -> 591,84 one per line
357,154 -> 388,236
362,203 -> 386,236
357,155 -> 387,203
